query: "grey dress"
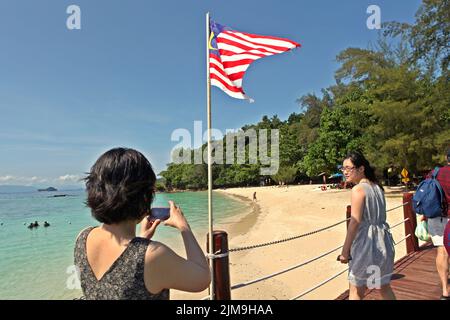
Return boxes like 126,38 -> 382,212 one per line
348,182 -> 395,287
74,226 -> 169,300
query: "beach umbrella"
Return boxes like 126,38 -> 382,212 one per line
329,173 -> 343,179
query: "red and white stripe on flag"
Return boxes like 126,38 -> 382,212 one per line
209,28 -> 300,101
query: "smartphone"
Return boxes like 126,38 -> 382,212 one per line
336,254 -> 352,261
148,207 -> 170,221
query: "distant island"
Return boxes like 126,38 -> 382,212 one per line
38,187 -> 58,192
0,185 -> 84,194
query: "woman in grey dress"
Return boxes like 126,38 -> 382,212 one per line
338,151 -> 396,300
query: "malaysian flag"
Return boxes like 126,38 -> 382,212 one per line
209,20 -> 300,101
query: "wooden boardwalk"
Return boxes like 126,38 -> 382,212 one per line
336,243 -> 444,300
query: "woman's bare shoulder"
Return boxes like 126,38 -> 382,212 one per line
145,241 -> 173,259
75,226 -> 96,242
351,184 -> 366,196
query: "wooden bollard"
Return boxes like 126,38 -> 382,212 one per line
206,230 -> 231,300
346,205 -> 351,229
403,192 -> 419,254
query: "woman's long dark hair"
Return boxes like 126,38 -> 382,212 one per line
344,151 -> 384,191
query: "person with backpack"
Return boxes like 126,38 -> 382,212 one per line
413,149 -> 450,300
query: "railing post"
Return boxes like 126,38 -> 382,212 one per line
206,230 -> 231,300
346,205 -> 351,229
403,192 -> 419,253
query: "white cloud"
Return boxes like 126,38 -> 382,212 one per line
0,174 -> 82,186
0,175 -> 15,182
58,174 -> 82,183
0,175 -> 50,185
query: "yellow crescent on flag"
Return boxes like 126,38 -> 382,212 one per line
208,32 -> 218,51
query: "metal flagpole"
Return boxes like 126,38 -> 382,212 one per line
206,11 -> 215,300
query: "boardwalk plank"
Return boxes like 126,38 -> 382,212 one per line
336,244 -> 443,300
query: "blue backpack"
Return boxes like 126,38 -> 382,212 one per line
413,167 -> 446,218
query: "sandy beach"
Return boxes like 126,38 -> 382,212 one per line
171,184 -> 410,300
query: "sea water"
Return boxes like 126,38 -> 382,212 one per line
0,190 -> 248,299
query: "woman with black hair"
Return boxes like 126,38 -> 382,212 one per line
338,151 -> 396,300
74,148 -> 210,300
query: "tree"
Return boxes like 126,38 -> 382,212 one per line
161,1 -> 449,188
384,0 -> 450,75
271,166 -> 298,184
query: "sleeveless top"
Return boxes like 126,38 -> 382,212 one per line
348,182 -> 395,287
74,226 -> 170,300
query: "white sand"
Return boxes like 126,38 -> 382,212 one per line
171,185 -> 410,300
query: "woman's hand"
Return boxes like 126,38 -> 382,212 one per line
140,217 -> 161,240
418,214 -> 427,222
164,201 -> 190,231
338,254 -> 351,264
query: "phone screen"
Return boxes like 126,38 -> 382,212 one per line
148,207 -> 170,221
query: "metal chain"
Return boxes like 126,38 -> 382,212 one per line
229,218 -> 350,252
216,201 -> 412,300
229,202 -> 409,253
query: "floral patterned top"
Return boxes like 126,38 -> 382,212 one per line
74,226 -> 169,300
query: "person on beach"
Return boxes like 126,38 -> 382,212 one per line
253,192 -> 257,202
338,151 -> 396,300
74,148 -> 210,300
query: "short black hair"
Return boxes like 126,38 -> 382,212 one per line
85,148 -> 156,224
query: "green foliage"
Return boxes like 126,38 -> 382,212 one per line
155,180 -> 167,192
161,1 -> 450,189
160,163 -> 207,190
384,0 -> 450,75
271,166 -> 298,184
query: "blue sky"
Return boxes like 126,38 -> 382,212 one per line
0,0 -> 421,187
